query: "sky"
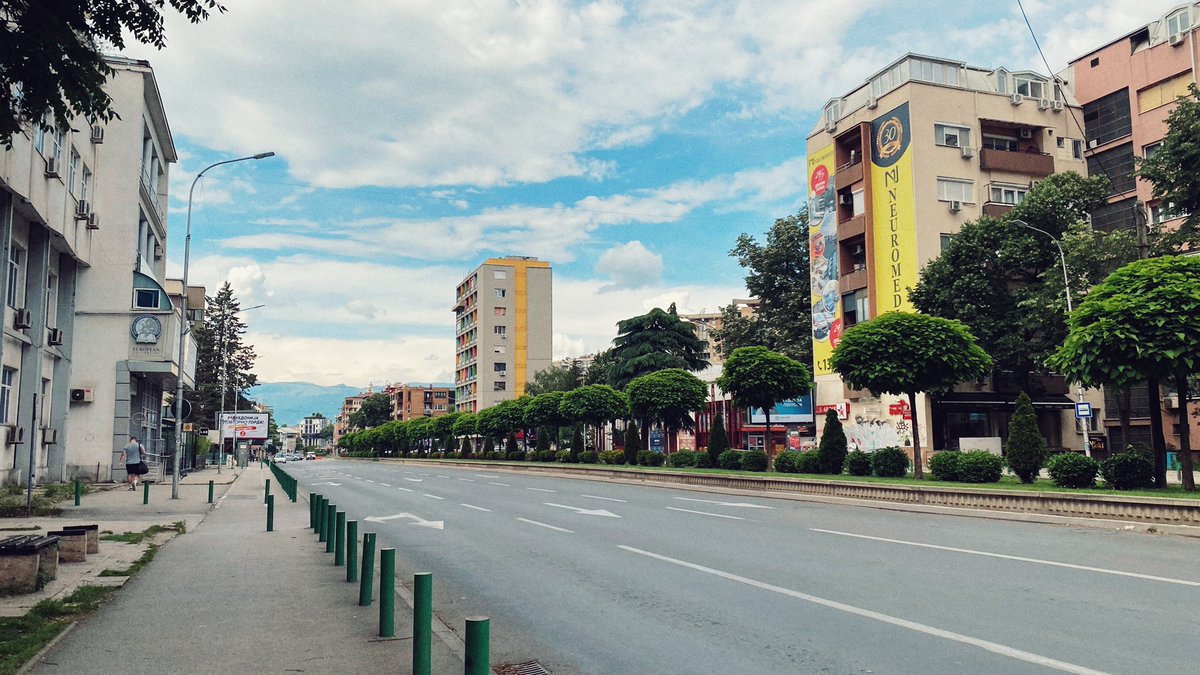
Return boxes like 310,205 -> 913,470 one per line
121,0 -> 1187,388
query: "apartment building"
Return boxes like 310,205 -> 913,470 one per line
807,53 -> 1089,458
1066,3 -> 1200,455
453,257 -> 552,413
385,382 -> 455,421
0,57 -> 195,483
300,413 -> 330,448
333,394 -> 364,445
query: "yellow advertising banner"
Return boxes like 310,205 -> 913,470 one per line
808,145 -> 840,376
870,103 -> 918,314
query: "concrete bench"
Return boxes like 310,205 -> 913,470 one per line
63,524 -> 99,554
0,534 -> 60,594
45,530 -> 87,563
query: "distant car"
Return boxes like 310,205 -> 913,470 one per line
305,452 -> 316,460
274,454 -> 287,463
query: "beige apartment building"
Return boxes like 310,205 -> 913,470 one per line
453,257 -> 552,413
385,382 -> 455,421
333,394 -> 364,445
806,53 -> 1090,459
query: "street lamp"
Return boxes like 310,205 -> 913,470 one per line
218,303 -> 266,471
1011,218 -> 1092,458
171,152 -> 275,499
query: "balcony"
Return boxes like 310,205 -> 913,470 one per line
837,157 -> 864,187
839,266 -> 868,292
982,202 -> 1015,218
978,148 -> 1054,177
838,214 -> 866,240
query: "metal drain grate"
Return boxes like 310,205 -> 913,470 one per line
493,661 -> 551,675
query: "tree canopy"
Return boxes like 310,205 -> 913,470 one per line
1,0 -> 225,144
606,306 -> 709,389
1135,83 -> 1200,255
191,282 -> 257,426
626,369 -> 708,435
349,393 -> 392,430
524,365 -> 579,396
716,347 -> 812,459
713,212 -> 812,365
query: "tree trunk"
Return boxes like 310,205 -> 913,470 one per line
1117,386 -> 1131,454
764,408 -> 773,469
908,391 -> 923,479
1148,376 -> 1168,489
1176,371 -> 1195,492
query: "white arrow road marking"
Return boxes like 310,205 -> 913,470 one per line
674,497 -> 774,509
461,504 -> 491,512
517,518 -> 573,533
363,513 -> 444,530
544,503 -> 621,518
488,482 -> 510,487
404,478 -> 423,483
526,487 -> 556,493
581,494 -> 627,503
310,482 -> 341,486
665,507 -> 744,520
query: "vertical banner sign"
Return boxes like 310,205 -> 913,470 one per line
808,145 -> 840,376
870,103 -> 918,313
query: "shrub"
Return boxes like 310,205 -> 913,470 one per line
624,421 -> 643,466
773,451 -> 801,474
871,447 -> 909,477
957,451 -> 1003,483
578,451 -> 598,464
741,451 -> 769,472
570,427 -> 584,462
1046,452 -> 1099,489
534,450 -> 557,462
928,451 -> 960,482
637,450 -> 665,467
555,450 -> 571,463
1005,392 -> 1047,483
1100,449 -> 1154,490
817,409 -> 848,474
844,450 -> 872,476
506,451 -> 526,461
668,451 -> 698,468
708,413 -> 730,468
717,449 -> 742,470
795,450 -> 823,474
599,450 -> 625,465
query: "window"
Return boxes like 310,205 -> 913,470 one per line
134,289 -> 160,309
494,362 -> 507,372
1090,198 -> 1138,233
0,368 -> 14,425
493,325 -> 506,336
1167,8 -> 1190,39
1087,143 -> 1136,195
7,245 -> 24,309
1014,75 -> 1046,99
842,290 -> 869,327
494,288 -> 506,298
851,190 -> 865,216
939,234 -> 956,252
493,307 -> 506,317
45,274 -> 57,327
982,134 -> 1019,152
1143,142 -> 1162,160
1083,88 -> 1131,146
1073,140 -> 1084,160
1137,72 -> 1191,113
909,57 -> 959,87
1150,201 -> 1184,223
995,70 -> 1008,94
935,124 -> 970,148
494,270 -> 507,280
493,381 -> 507,391
936,178 -> 974,203
33,113 -> 48,155
990,184 -> 1029,205
68,148 -> 80,194
80,166 -> 91,203
50,127 -> 63,166
824,100 -> 841,126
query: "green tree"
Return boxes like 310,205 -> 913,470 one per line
626,369 -> 707,454
713,212 -> 812,365
831,312 -> 992,479
191,282 -> 258,428
349,393 -> 392,430
526,392 -> 569,449
524,365 -> 579,396
0,1 -> 225,145
406,417 -> 434,454
1135,84 -> 1200,255
607,306 -> 709,389
716,347 -> 812,465
451,413 -> 477,447
1049,256 -> 1200,490
559,385 -> 628,453
707,412 -> 730,467
570,426 -> 585,460
1005,393 -> 1047,483
584,350 -> 617,386
432,412 -> 461,450
623,420 -> 643,465
817,409 -> 847,475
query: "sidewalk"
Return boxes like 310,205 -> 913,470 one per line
11,465 -> 461,674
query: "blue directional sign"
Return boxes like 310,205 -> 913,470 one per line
1074,402 -> 1093,419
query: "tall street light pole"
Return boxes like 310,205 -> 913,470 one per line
1011,219 -> 1092,458
218,303 -> 265,472
172,152 -> 275,499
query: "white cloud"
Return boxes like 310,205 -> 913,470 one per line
596,241 -> 663,289
249,333 -> 453,386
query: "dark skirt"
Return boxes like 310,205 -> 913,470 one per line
126,462 -> 149,476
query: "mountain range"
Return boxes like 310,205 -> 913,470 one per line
245,381 -> 363,427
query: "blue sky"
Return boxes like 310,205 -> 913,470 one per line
122,0 -> 1185,387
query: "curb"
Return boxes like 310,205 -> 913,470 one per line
16,620 -> 77,675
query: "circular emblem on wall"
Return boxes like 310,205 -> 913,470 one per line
131,315 -> 162,344
810,164 -> 829,195
876,116 -> 904,159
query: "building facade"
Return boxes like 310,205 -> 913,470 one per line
385,382 -> 455,421
333,394 -> 364,445
453,257 -> 552,413
300,413 -> 330,449
807,53 -> 1091,461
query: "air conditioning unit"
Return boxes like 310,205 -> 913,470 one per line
75,200 -> 91,219
1088,139 -> 1099,149
824,120 -> 837,133
90,125 -> 105,143
1038,98 -> 1052,110
44,157 -> 60,177
1019,128 -> 1034,139
47,328 -> 64,345
42,428 -> 57,445
87,214 -> 99,230
70,387 -> 94,403
850,243 -> 865,256
13,308 -> 32,329
1052,100 -> 1064,112
153,243 -> 164,260
1010,93 -> 1024,106
1165,394 -> 1180,409
865,96 -> 878,110
838,193 -> 854,206
497,371 -> 507,378
948,200 -> 962,213
1169,33 -> 1185,46
6,426 -> 24,445
961,146 -> 974,158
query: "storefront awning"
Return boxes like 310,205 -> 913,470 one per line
933,392 -> 1075,410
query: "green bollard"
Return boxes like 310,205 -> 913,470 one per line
309,495 -> 317,529
464,617 -> 491,675
142,481 -> 149,505
334,511 -> 346,566
346,520 -> 358,583
317,497 -> 328,542
325,504 -> 336,553
264,478 -> 271,504
413,572 -> 432,675
358,533 -> 376,606
74,479 -> 81,506
266,494 -> 275,532
379,548 -> 395,637
208,480 -> 214,504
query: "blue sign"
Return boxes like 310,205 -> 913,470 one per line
648,430 -> 664,452
750,393 -> 815,424
1074,402 -> 1093,419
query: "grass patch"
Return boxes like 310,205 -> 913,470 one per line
99,543 -> 161,577
0,585 -> 117,675
99,521 -> 185,545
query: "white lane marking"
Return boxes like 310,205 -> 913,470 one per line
380,483 -> 391,487
674,497 -> 773,509
619,546 -> 1109,675
436,475 -> 451,479
423,494 -> 445,500
517,518 -> 574,533
488,482 -> 510,487
476,474 -> 500,478
396,487 -> 413,493
810,528 -> 1200,588
581,494 -> 627,503
458,478 -> 476,482
365,479 -> 375,483
365,513 -> 443,529
526,487 -> 556,493
352,476 -> 363,480
404,478 -> 423,483
665,506 -> 744,520
461,504 -> 492,512
545,503 -> 620,518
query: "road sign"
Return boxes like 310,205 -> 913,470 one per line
182,423 -> 194,432
1074,402 -> 1093,419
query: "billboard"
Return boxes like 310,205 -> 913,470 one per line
808,145 -> 841,375
870,102 -> 918,313
218,412 -> 269,440
750,393 -> 815,424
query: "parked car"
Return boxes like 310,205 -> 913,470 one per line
305,452 -> 316,460
274,454 -> 287,463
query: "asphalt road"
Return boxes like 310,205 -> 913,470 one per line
288,459 -> 1200,675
